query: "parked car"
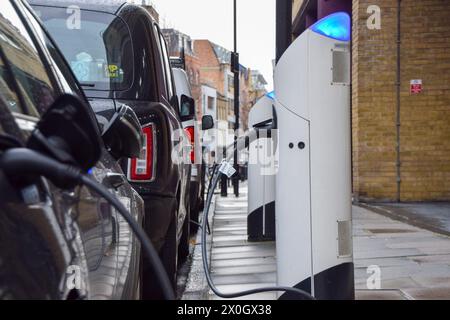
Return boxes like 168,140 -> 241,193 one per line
172,68 -> 206,231
0,0 -> 145,299
30,0 -> 199,297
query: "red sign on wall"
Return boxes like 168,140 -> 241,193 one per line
410,79 -> 423,94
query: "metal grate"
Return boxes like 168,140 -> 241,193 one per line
338,220 -> 352,257
332,51 -> 350,85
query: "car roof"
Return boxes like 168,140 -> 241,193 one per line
28,0 -> 128,15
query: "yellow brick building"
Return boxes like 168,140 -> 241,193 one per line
292,0 -> 450,202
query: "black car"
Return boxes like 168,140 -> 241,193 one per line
29,0 -> 204,297
0,0 -> 145,299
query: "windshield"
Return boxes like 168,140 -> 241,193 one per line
34,5 -> 133,91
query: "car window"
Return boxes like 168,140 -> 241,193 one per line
22,4 -> 83,97
159,31 -> 174,100
35,5 -> 134,92
152,24 -> 168,100
0,1 -> 56,117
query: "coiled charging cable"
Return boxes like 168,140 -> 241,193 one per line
200,160 -> 315,300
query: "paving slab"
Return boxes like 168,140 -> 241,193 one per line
212,257 -> 277,268
403,287 -> 450,300
210,273 -> 277,286
210,283 -> 277,300
361,202 -> 450,237
211,264 -> 277,276
355,290 -> 407,300
353,205 -> 450,299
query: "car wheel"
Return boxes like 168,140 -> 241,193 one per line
160,214 -> 178,293
178,204 -> 191,264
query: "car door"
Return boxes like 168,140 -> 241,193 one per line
0,0 -> 123,299
0,2 -> 82,299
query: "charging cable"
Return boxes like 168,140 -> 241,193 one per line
200,160 -> 315,300
0,148 -> 175,300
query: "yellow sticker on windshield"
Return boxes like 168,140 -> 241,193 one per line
108,64 -> 119,78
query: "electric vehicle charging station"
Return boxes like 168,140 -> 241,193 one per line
273,12 -> 354,299
247,93 -> 277,241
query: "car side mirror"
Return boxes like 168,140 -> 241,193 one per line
27,94 -> 102,172
202,115 -> 214,130
180,94 -> 195,121
102,104 -> 144,159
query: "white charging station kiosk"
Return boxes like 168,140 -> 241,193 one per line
274,12 -> 354,299
247,94 -> 276,241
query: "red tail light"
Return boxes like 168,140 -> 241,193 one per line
185,126 -> 195,164
128,124 -> 155,182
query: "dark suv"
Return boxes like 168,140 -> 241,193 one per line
0,0 -> 145,299
30,0 -> 198,296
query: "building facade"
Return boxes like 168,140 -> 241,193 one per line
194,39 -> 232,149
194,40 -> 265,134
163,31 -> 268,154
290,0 -> 450,202
162,28 -> 203,120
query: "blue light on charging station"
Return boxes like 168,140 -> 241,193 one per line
266,91 -> 275,100
310,12 -> 351,42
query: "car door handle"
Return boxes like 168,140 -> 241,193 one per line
102,173 -> 127,189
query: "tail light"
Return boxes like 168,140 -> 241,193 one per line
128,124 -> 156,182
185,126 -> 195,164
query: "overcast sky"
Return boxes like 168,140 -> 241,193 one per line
139,0 -> 276,89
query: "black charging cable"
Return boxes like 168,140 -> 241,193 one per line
200,163 -> 315,300
0,148 -> 175,300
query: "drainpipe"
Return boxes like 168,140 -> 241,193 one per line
395,0 -> 402,202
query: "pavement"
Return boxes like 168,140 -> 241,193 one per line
353,205 -> 450,300
182,183 -> 278,300
360,202 -> 450,237
181,183 -> 450,300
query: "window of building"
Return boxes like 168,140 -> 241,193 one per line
189,68 -> 194,83
207,96 -> 214,110
228,74 -> 234,92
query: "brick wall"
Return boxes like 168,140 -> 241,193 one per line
239,71 -> 250,131
142,5 -> 159,23
352,0 -> 450,202
194,40 -> 229,123
292,0 -> 305,22
184,55 -> 203,120
194,40 -> 225,95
